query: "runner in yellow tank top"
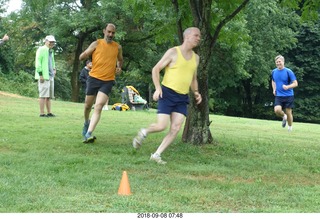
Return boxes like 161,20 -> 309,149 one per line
162,46 -> 197,94
79,23 -> 123,143
133,27 -> 202,164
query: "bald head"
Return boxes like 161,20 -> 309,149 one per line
182,27 -> 201,48
106,23 -> 116,30
183,27 -> 200,39
104,23 -> 116,43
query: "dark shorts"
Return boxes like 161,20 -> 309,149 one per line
157,86 -> 189,116
86,76 -> 115,96
274,96 -> 295,109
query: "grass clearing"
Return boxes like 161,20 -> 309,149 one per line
0,92 -> 319,213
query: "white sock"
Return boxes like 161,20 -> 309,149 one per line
141,128 -> 147,137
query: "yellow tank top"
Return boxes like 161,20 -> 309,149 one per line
90,39 -> 119,81
162,46 -> 197,94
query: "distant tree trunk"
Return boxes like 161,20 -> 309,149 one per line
70,25 -> 100,102
242,79 -> 253,117
70,36 -> 85,102
182,0 -> 250,144
70,0 -> 99,102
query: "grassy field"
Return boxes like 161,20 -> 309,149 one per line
0,92 -> 319,213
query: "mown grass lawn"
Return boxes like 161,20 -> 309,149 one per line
0,92 -> 319,213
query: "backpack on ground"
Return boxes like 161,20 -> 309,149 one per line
111,103 -> 130,111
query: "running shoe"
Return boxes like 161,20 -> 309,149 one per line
150,153 -> 167,165
132,128 -> 147,149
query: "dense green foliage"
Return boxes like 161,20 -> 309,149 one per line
0,71 -> 37,97
285,22 -> 320,123
1,93 -> 320,212
0,0 -> 319,124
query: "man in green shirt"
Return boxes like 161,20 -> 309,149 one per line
34,35 -> 57,117
0,34 -> 9,46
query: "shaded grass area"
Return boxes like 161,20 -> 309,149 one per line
0,93 -> 319,212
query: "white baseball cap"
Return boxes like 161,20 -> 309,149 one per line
45,35 -> 56,42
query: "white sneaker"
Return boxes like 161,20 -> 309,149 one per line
132,129 -> 147,149
102,105 -> 109,110
288,126 -> 293,132
150,153 -> 167,165
282,114 -> 287,128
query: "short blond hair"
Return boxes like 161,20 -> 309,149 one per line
275,55 -> 285,62
183,27 -> 199,39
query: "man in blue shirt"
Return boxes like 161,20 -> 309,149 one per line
271,55 -> 298,131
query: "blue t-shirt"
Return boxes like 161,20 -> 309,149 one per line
272,67 -> 296,97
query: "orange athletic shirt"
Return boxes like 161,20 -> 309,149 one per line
89,39 -> 119,81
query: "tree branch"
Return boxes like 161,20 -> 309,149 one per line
211,0 -> 250,48
172,0 -> 183,43
189,0 -> 202,26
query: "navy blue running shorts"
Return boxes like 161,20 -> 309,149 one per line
274,96 -> 294,109
157,85 -> 189,116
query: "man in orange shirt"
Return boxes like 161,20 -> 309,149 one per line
79,23 -> 123,143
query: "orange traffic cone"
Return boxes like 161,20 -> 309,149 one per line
118,171 -> 132,196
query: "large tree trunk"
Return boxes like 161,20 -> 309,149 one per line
182,59 -> 213,144
182,0 -> 214,144
182,0 -> 250,144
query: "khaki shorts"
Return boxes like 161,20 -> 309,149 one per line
38,77 -> 54,98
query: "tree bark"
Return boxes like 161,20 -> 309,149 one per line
182,0 -> 213,144
182,0 -> 250,144
70,36 -> 85,102
70,0 -> 99,102
70,26 -> 100,102
242,79 -> 253,117
172,0 -> 183,43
